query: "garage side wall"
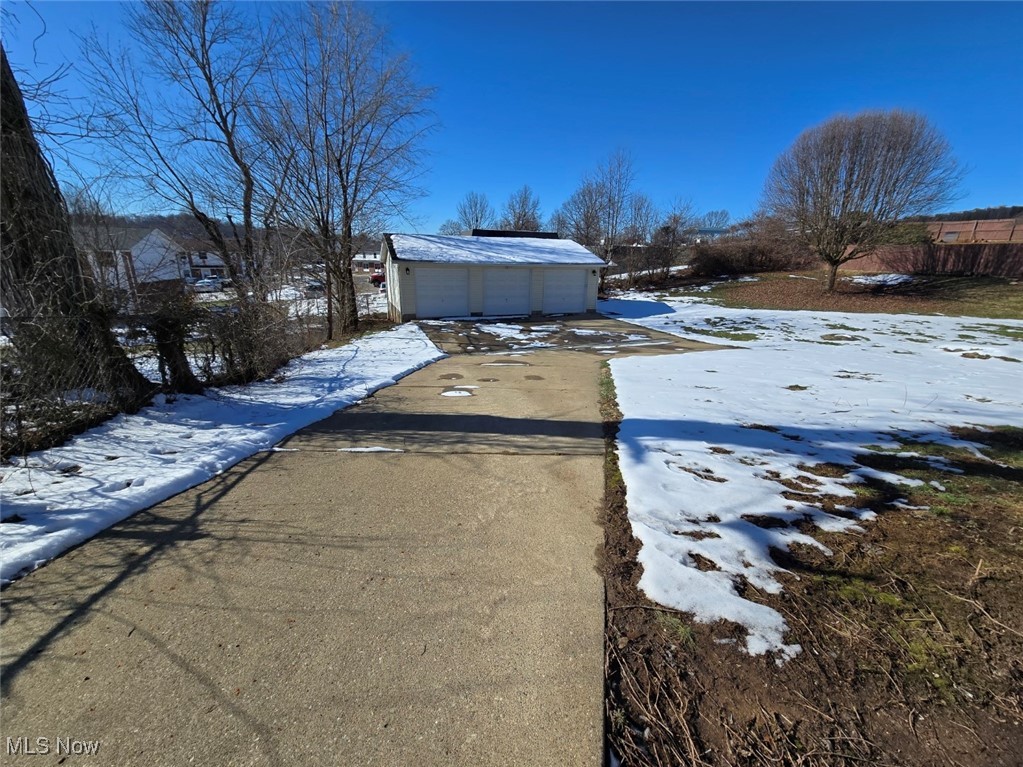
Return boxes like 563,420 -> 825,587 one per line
586,268 -> 599,311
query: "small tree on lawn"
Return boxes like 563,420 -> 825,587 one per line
764,110 -> 962,291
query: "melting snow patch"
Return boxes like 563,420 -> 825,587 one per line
337,447 -> 405,453
848,273 -> 913,286
606,296 -> 1023,660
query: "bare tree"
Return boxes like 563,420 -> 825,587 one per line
456,191 -> 495,232
622,193 -> 657,245
764,110 -> 962,290
551,179 -> 604,249
2,46 -> 152,454
83,1 -> 276,291
438,219 -> 463,235
617,193 -> 658,283
595,150 -> 635,262
498,185 -> 542,231
81,0 -> 293,381
649,200 -> 698,280
262,1 -> 433,334
700,209 -> 730,230
66,182 -> 131,311
546,208 -> 569,238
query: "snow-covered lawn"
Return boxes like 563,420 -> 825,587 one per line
602,292 -> 1023,660
0,324 -> 444,584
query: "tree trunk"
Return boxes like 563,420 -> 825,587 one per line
324,267 -> 334,341
1,46 -> 152,409
826,261 -> 839,292
337,222 -> 359,334
145,300 -> 204,395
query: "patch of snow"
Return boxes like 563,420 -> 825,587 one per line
0,324 -> 445,583
336,447 -> 405,453
267,285 -> 305,302
440,390 -> 473,397
604,293 -> 1023,659
848,273 -> 914,286
605,264 -> 691,282
475,323 -> 538,341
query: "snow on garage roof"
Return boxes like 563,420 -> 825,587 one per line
388,234 -> 605,266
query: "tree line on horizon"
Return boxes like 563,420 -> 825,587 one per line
438,111 -> 966,292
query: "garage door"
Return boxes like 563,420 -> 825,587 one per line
542,269 -> 588,314
483,268 -> 531,316
415,267 -> 469,318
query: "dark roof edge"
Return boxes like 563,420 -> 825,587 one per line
382,233 -> 398,260
471,229 -> 559,239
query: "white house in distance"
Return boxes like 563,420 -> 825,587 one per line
381,232 -> 605,321
352,252 -> 383,271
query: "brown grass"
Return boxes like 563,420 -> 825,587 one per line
662,270 -> 1023,320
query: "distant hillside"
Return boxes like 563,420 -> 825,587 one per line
907,206 -> 1023,223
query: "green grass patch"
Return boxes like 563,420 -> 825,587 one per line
654,612 -> 696,650
679,325 -> 759,342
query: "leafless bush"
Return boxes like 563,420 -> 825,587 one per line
688,216 -> 814,278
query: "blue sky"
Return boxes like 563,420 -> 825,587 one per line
4,1 -> 1021,232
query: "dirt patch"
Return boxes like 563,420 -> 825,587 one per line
603,382 -> 1023,767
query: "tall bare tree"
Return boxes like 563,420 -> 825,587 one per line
700,209 -> 730,230
456,191 -> 495,232
764,110 -> 962,290
498,185 -> 542,231
550,179 -> 604,249
595,150 -> 635,262
622,193 -> 658,245
84,1 -> 275,291
263,1 -> 433,334
81,0 -> 290,381
649,200 -> 698,279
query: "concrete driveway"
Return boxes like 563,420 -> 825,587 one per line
1,317 -> 713,766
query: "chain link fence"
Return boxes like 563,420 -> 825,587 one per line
1,293 -> 330,460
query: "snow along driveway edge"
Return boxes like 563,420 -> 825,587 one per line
0,324 -> 446,584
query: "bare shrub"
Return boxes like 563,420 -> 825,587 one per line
688,216 -> 814,278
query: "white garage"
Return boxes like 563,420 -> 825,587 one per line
382,232 -> 604,321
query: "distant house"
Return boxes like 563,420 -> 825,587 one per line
381,233 -> 604,321
76,228 -> 186,310
353,252 -> 383,271
174,238 -> 232,280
